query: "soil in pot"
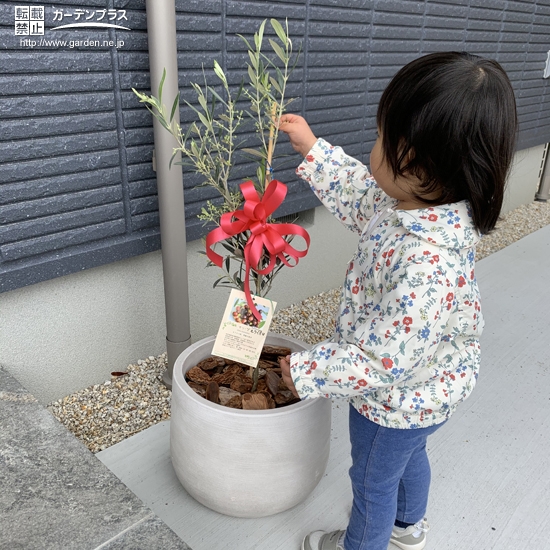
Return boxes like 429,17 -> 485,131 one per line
184,345 -> 300,410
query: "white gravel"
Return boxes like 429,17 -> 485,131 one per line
47,200 -> 550,453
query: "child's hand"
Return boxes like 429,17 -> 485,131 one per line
278,114 -> 318,158
278,355 -> 300,399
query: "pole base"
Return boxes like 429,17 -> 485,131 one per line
162,335 -> 193,390
162,367 -> 173,390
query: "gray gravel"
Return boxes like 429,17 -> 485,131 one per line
48,200 -> 550,453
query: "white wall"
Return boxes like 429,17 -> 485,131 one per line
0,252 -> 167,405
502,144 -> 546,214
0,145 -> 544,404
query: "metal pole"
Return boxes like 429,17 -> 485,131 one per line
146,0 -> 192,388
535,143 -> 550,201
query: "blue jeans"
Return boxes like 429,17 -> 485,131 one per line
344,405 -> 445,550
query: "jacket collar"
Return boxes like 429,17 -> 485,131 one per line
395,201 -> 480,250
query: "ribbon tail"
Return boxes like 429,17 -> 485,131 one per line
243,247 -> 263,321
205,226 -> 233,268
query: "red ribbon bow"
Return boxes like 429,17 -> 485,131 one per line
206,179 -> 311,320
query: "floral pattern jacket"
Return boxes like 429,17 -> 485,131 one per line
290,139 -> 484,429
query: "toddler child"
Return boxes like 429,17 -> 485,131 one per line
279,51 -> 517,550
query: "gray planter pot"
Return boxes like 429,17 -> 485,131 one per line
171,333 -> 332,518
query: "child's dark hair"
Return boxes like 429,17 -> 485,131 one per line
377,51 -> 518,234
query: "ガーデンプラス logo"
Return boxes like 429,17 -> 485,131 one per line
14,5 -> 131,36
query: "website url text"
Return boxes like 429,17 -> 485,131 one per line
20,38 -> 125,49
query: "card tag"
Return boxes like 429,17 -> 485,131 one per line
212,289 -> 277,367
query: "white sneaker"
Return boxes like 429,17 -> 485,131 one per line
389,519 -> 430,550
302,530 -> 346,550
